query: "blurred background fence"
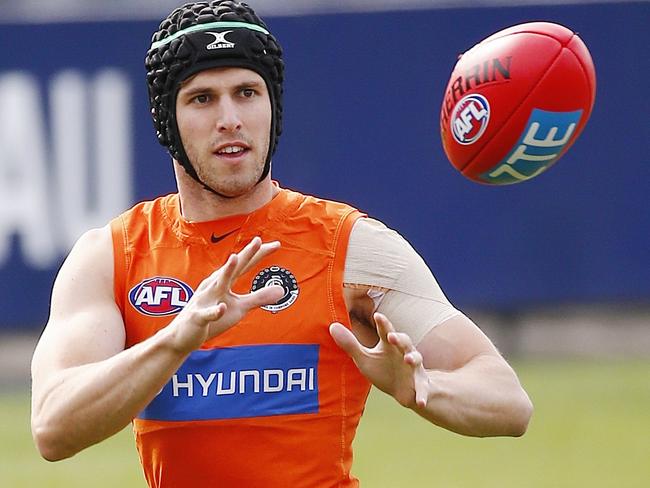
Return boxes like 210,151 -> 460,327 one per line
1,0 -> 648,330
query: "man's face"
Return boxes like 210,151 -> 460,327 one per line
175,67 -> 272,197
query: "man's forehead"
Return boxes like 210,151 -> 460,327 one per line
180,66 -> 265,90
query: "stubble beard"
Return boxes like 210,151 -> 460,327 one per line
191,147 -> 267,199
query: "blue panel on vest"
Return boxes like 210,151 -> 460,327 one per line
138,344 -> 319,421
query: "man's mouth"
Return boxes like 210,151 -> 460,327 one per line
217,145 -> 246,155
214,143 -> 250,159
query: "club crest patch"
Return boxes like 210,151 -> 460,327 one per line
251,266 -> 299,313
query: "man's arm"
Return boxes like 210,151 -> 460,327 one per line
330,310 -> 532,437
334,217 -> 532,437
396,312 -> 532,437
31,228 -> 283,461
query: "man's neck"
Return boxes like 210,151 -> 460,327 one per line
173,164 -> 278,222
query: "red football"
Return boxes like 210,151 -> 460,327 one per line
439,22 -> 596,184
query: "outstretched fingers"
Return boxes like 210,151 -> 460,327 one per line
242,283 -> 285,310
203,237 -> 281,295
411,361 -> 430,408
231,236 -> 263,276
231,237 -> 282,275
213,252 -> 240,293
239,240 -> 281,276
195,302 -> 228,325
376,312 -> 430,408
402,347 -> 429,407
376,313 -> 418,356
387,330 -> 417,356
329,322 -> 366,360
373,312 -> 395,343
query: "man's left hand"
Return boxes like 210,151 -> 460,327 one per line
330,313 -> 429,408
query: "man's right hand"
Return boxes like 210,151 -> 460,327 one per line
169,236 -> 284,355
31,230 -> 284,461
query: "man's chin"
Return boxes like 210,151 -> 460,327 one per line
203,179 -> 259,200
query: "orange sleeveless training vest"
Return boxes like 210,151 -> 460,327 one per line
110,187 -> 372,487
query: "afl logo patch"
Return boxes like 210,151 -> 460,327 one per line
451,94 -> 490,145
251,266 -> 299,313
129,277 -> 194,317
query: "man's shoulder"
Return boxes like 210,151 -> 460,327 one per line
110,193 -> 180,248
114,193 -> 178,222
267,187 -> 364,249
280,186 -> 361,217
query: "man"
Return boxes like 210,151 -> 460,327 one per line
31,1 -> 533,487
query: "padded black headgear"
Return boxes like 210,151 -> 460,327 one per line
145,1 -> 284,188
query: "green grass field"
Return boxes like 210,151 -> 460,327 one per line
2,360 -> 649,487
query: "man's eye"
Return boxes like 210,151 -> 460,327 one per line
241,88 -> 255,98
194,94 -> 209,104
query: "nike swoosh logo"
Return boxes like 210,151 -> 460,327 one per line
210,230 -> 237,244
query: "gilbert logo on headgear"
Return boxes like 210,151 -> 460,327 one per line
206,31 -> 235,50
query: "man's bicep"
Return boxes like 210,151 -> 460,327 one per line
32,226 -> 125,379
35,304 -> 126,375
416,314 -> 501,371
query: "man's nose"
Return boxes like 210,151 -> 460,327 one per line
216,99 -> 242,132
